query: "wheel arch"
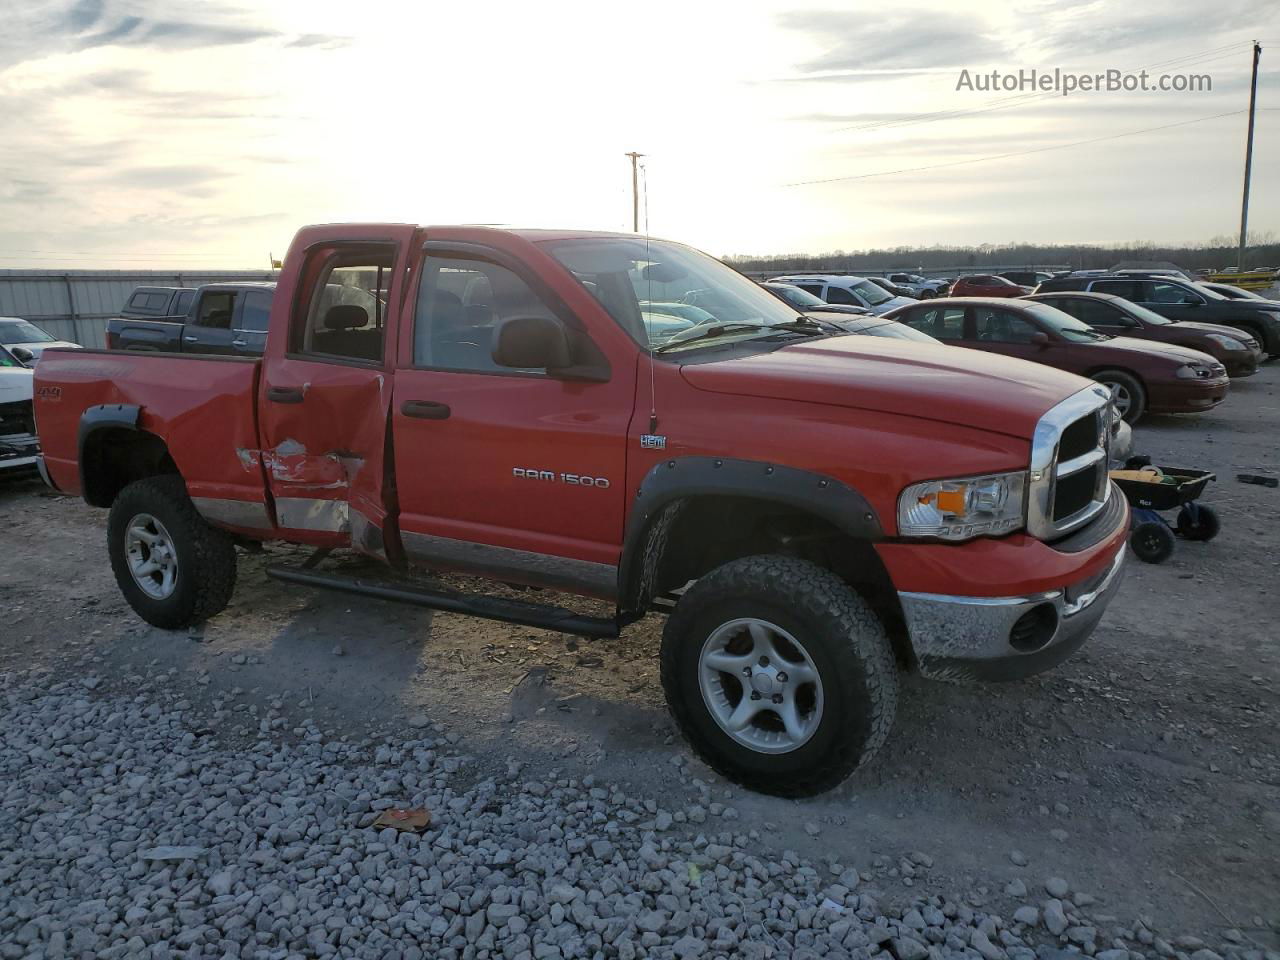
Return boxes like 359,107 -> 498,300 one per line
618,457 -> 914,667
79,405 -> 179,507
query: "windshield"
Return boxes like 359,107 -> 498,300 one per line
543,238 -> 806,353
766,283 -> 827,310
850,280 -> 893,306
0,319 -> 55,344
1189,281 -> 1228,301
1021,302 -> 1109,342
1120,300 -> 1175,325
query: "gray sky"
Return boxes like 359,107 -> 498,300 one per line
0,0 -> 1274,267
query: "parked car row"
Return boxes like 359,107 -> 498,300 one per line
767,268 -> 1274,425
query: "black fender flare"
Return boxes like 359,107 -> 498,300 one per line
78,403 -> 142,506
617,456 -> 883,613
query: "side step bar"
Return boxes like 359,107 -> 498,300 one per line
266,565 -> 622,639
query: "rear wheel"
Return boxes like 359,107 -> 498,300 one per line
108,476 -> 237,628
1130,520 -> 1175,564
660,555 -> 897,797
1093,370 -> 1146,424
1176,503 -> 1220,542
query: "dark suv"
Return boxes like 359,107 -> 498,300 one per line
1034,274 -> 1280,357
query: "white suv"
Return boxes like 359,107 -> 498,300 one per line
772,274 -> 917,315
885,273 -> 947,298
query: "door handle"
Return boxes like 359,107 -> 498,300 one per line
182,335 -> 198,343
232,338 -> 247,347
268,386 -> 305,404
401,400 -> 451,420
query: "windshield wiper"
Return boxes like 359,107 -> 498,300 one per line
654,320 -> 824,354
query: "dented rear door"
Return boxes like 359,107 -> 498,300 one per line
257,225 -> 418,555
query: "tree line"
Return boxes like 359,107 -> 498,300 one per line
725,233 -> 1280,274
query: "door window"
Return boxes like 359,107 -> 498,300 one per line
174,289 -> 195,315
1074,300 -> 1130,328
974,308 -> 1039,343
239,291 -> 273,332
1149,282 -> 1201,305
414,257 -> 552,374
903,307 -> 966,340
291,248 -> 392,364
1089,280 -> 1143,300
194,292 -> 237,329
825,285 -> 859,305
794,283 -> 824,297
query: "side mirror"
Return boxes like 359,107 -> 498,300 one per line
10,346 -> 34,366
1030,332 -> 1050,347
492,316 -> 572,370
1183,297 -> 1201,307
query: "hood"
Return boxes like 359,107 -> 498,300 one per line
867,295 -> 916,316
0,366 -> 34,405
804,304 -> 869,316
1168,320 -> 1262,342
3,341 -> 81,360
679,336 -> 1090,440
1100,336 -> 1218,365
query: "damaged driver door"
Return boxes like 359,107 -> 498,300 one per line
257,227 -> 416,557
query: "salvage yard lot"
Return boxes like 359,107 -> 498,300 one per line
2,367 -> 1278,957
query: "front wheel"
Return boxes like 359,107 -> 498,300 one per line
1093,369 -> 1146,424
660,555 -> 897,797
1130,520 -> 1176,564
108,476 -> 237,628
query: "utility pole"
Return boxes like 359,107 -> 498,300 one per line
624,152 -> 645,232
1237,41 -> 1262,271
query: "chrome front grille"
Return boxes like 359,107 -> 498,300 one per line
1027,386 -> 1113,540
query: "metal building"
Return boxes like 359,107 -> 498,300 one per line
0,269 -> 276,348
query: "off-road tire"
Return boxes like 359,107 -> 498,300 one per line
108,476 -> 237,628
1092,369 -> 1146,424
1176,503 -> 1220,542
1130,520 -> 1176,564
660,555 -> 897,797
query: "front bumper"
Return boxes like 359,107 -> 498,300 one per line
1222,352 -> 1260,377
1147,376 -> 1228,414
898,545 -> 1126,682
0,434 -> 40,474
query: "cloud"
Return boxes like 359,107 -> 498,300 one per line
1020,0 -> 1259,57
63,0 -> 104,31
779,9 -> 1009,74
287,33 -> 352,50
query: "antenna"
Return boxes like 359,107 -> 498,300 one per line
640,157 -> 658,434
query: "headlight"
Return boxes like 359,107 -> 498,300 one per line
1205,333 -> 1246,350
898,471 -> 1026,541
1175,363 -> 1216,379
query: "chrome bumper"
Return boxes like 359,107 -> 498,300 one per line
899,546 -> 1126,682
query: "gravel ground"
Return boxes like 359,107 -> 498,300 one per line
1,366 -> 1278,959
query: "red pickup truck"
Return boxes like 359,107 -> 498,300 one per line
34,223 -> 1129,795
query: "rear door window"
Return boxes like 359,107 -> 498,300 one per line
974,308 -> 1039,343
902,306 -> 966,341
173,289 -> 195,315
826,285 -> 859,305
194,291 -> 238,328
1089,280 -> 1143,300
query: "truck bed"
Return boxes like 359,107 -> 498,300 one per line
35,349 -> 267,511
107,316 -> 188,351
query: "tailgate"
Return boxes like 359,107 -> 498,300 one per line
35,349 -> 265,510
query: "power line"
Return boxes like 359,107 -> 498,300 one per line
786,109 -> 1247,187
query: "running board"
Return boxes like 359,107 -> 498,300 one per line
266,565 -> 621,639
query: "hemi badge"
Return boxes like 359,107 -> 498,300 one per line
640,435 -> 667,449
